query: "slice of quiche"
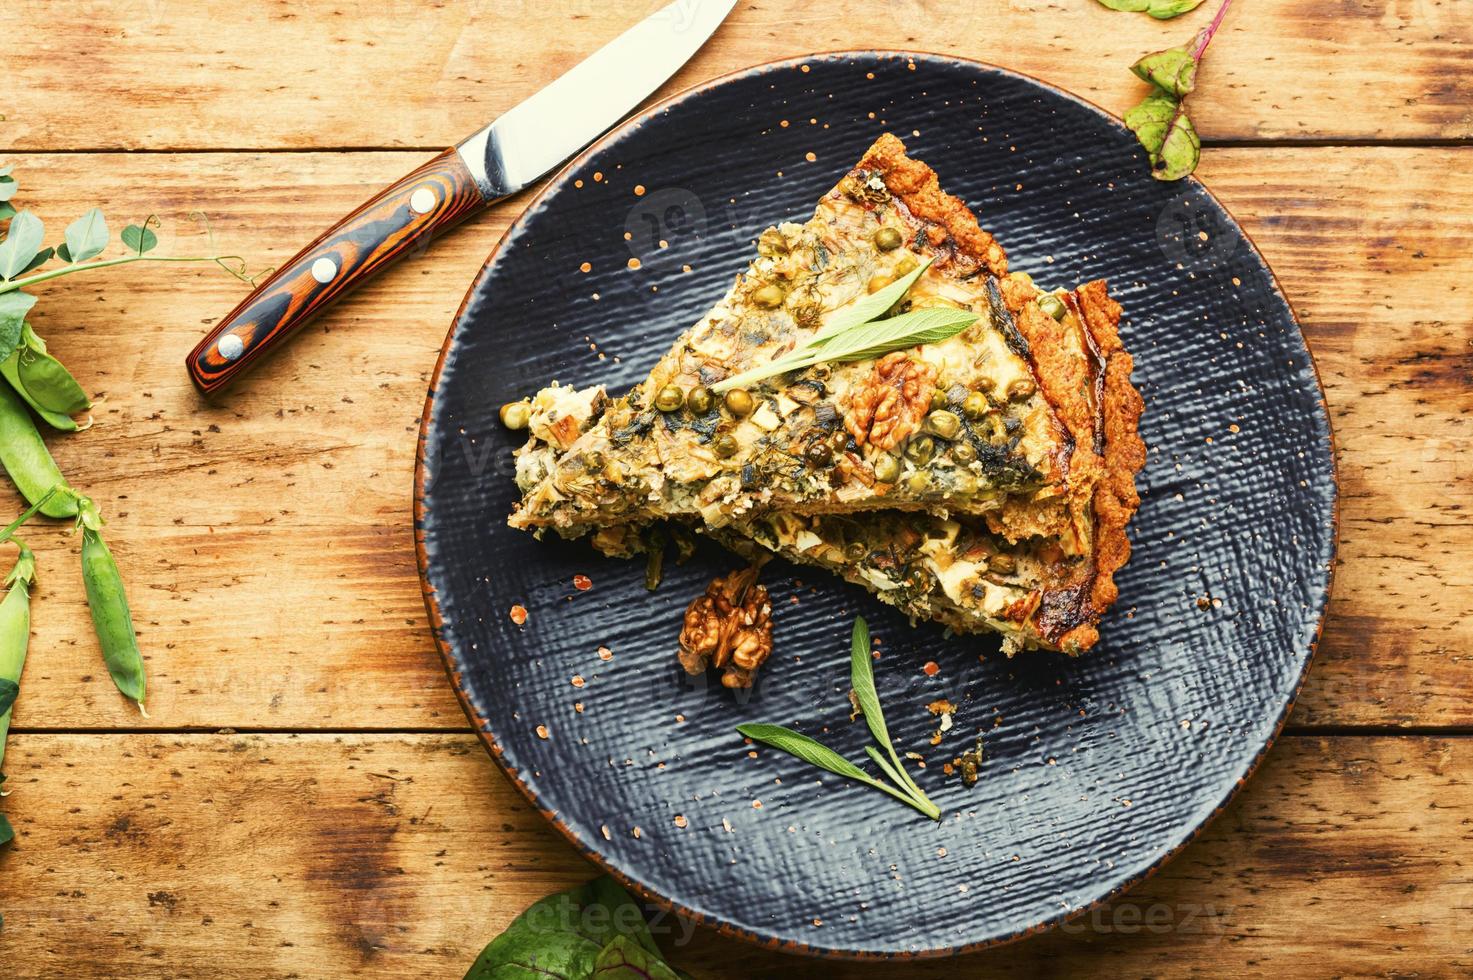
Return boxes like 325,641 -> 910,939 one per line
510,135 -> 1082,539
509,277 -> 1144,654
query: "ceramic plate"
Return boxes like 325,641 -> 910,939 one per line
415,52 -> 1337,958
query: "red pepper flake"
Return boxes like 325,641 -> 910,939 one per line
509,605 -> 528,625
535,725 -> 549,740
597,646 -> 613,661
571,675 -> 586,688
573,574 -> 593,591
922,661 -> 940,677
575,702 -> 584,714
673,814 -> 688,829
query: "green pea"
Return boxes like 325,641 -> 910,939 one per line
1007,377 -> 1037,401
0,544 -> 36,776
962,391 -> 989,420
844,541 -> 868,562
905,471 -> 930,493
687,386 -> 714,414
76,498 -> 145,714
924,410 -> 961,440
751,284 -> 785,309
713,433 -> 739,458
805,441 -> 833,466
654,385 -> 685,413
0,383 -> 77,518
872,453 -> 900,483
723,388 -> 755,417
929,390 -> 948,412
1037,293 -> 1067,321
904,435 -> 936,465
499,401 -> 531,430
952,440 -> 977,464
873,226 -> 904,252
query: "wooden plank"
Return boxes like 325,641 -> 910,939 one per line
2,0 -> 1470,151
0,733 -> 1467,976
0,146 -> 1466,730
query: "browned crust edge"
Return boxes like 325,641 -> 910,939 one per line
856,133 -> 1010,279
1073,279 -> 1147,628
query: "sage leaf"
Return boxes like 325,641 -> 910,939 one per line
0,211 -> 44,280
0,293 -> 36,362
120,222 -> 158,256
1125,90 -> 1201,181
464,876 -> 662,980
593,934 -> 681,980
63,208 -> 109,263
808,256 -> 934,345
737,722 -> 875,783
848,618 -> 933,813
1131,45 -> 1198,97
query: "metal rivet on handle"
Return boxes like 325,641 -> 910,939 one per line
409,186 -> 436,214
218,332 -> 245,361
311,257 -> 338,283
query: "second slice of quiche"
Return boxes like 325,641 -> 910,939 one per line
510,135 -> 1084,539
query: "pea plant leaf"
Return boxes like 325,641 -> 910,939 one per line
0,169 -> 15,203
18,246 -> 54,276
0,812 -> 12,847
0,210 -> 45,280
0,292 -> 37,362
62,208 -> 109,263
120,220 -> 159,256
0,678 -> 16,716
1125,89 -> 1201,181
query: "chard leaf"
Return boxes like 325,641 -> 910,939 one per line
464,876 -> 661,980
63,208 -> 109,263
0,292 -> 37,361
1125,90 -> 1201,181
593,934 -> 681,980
0,211 -> 44,280
736,723 -> 875,784
1131,45 -> 1198,97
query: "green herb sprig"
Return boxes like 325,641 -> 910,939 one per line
711,258 -> 978,393
1122,0 -> 1236,181
737,617 -> 942,821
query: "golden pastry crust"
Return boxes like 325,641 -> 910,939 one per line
857,133 -> 1010,280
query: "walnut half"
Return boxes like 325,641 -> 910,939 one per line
844,351 -> 937,452
677,564 -> 773,688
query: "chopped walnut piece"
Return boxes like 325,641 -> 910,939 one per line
677,564 -> 774,688
844,351 -> 937,452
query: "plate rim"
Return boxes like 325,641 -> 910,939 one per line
413,49 -> 1341,960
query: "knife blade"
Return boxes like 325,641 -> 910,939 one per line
186,0 -> 737,396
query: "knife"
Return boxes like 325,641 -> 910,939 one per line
186,0 -> 737,396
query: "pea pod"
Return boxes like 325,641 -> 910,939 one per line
75,498 -> 145,714
0,352 -> 79,432
13,323 -> 90,416
0,383 -> 77,518
0,544 -> 36,778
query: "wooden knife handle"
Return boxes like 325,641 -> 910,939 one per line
187,147 -> 487,395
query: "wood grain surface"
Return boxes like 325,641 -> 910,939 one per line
0,0 -> 1469,976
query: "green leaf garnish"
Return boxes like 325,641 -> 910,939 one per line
1122,0 -> 1234,181
808,256 -> 933,345
120,219 -> 159,256
735,617 -> 944,821
0,679 -> 16,716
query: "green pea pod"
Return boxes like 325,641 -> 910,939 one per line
0,352 -> 79,432
16,347 -> 90,416
76,499 -> 146,714
0,544 -> 36,777
0,383 -> 77,518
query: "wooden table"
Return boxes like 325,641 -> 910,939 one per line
1,1 -> 1468,976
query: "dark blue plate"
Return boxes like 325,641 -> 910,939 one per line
416,53 -> 1336,958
